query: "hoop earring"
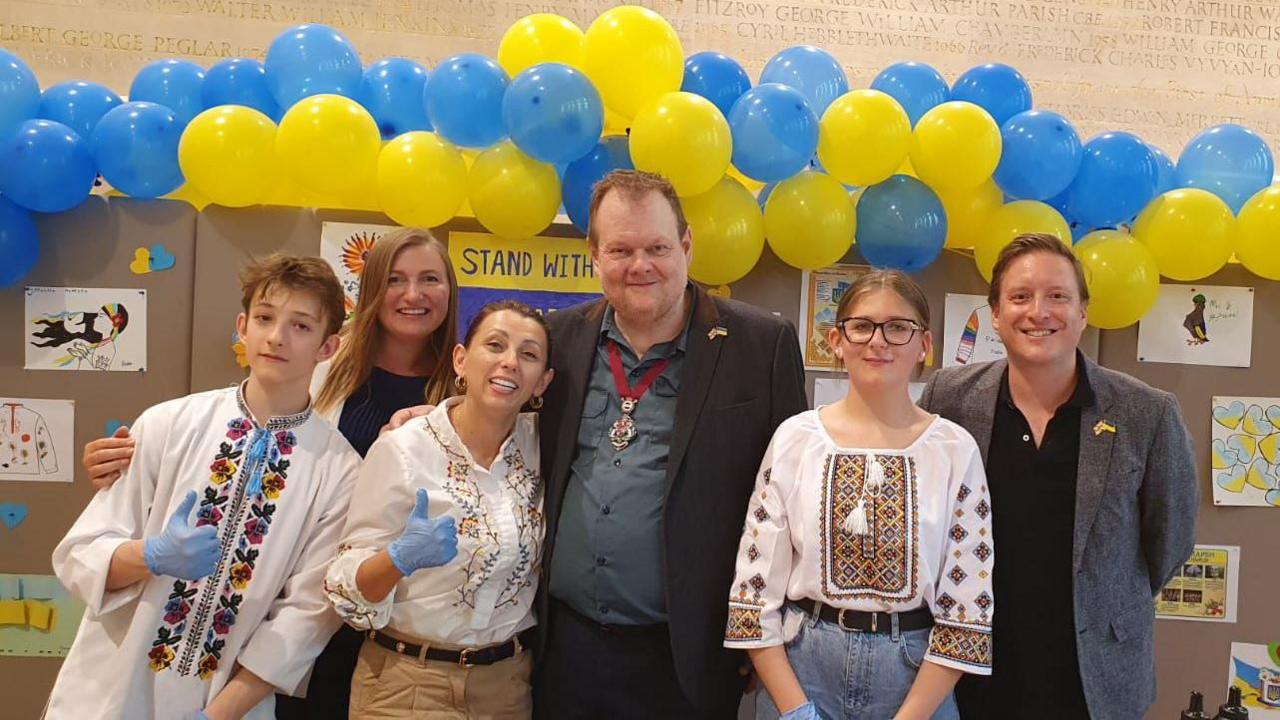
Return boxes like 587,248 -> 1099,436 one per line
453,375 -> 466,392
529,395 -> 544,410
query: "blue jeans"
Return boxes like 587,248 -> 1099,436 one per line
755,606 -> 960,720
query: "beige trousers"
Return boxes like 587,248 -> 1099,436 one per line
348,634 -> 533,719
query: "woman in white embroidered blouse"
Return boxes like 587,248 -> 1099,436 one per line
325,301 -> 554,719
726,270 -> 993,720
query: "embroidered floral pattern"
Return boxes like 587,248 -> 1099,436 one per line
753,506 -> 770,523
975,498 -> 990,519
496,439 -> 544,609
972,541 -> 992,563
820,453 -> 919,601
948,565 -> 968,585
147,386 -> 308,679
425,419 -> 500,610
949,524 -> 969,543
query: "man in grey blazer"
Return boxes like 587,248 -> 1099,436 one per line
918,234 -> 1198,720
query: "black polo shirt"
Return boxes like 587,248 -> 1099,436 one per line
959,359 -> 1095,719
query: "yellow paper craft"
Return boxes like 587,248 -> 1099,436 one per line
24,600 -> 54,631
0,599 -> 27,626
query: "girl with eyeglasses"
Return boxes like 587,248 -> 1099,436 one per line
724,269 -> 994,720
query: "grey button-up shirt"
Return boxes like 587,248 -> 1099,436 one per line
548,305 -> 688,625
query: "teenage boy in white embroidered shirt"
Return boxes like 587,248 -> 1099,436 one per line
47,256 -> 360,720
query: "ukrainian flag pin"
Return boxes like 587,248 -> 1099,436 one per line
1093,420 -> 1116,436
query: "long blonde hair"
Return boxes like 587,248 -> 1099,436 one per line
315,228 -> 459,414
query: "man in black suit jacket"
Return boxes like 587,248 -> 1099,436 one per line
533,170 -> 807,718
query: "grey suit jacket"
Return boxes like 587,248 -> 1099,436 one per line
919,357 -> 1199,720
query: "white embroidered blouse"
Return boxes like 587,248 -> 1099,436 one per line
724,409 -> 994,675
326,398 -> 543,647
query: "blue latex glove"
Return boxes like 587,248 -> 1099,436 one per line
143,490 -> 220,580
780,700 -> 822,720
192,711 -> 211,720
387,489 -> 458,576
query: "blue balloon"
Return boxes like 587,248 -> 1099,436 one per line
203,59 -> 281,121
129,60 -> 205,128
265,24 -> 363,108
425,54 -> 509,149
993,110 -> 1082,201
358,58 -> 432,139
855,175 -> 946,272
1066,132 -> 1158,228
759,46 -> 848,117
1175,123 -> 1274,213
0,49 -> 40,140
39,81 -> 122,140
682,52 -> 751,119
728,84 -> 817,183
758,181 -> 776,210
91,102 -> 184,199
0,195 -> 38,288
870,62 -> 949,126
503,62 -> 603,165
950,64 -> 1032,126
562,135 -> 632,233
0,119 -> 96,213
1150,145 -> 1176,195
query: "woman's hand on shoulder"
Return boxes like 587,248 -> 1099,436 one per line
83,425 -> 134,490
379,405 -> 434,436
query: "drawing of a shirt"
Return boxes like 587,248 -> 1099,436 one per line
1,403 -> 58,475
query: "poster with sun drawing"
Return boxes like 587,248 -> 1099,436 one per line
320,221 -> 396,321
1211,396 -> 1280,507
25,287 -> 147,372
1137,284 -> 1254,367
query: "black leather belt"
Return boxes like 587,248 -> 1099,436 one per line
368,629 -> 528,667
792,599 -> 934,633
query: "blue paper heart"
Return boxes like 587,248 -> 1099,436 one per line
148,243 -> 176,272
0,503 -> 28,530
106,419 -> 123,436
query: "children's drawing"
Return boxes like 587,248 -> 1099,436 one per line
798,264 -> 869,371
1229,643 -> 1280,715
1138,284 -> 1253,367
25,287 -> 147,372
320,221 -> 396,321
942,294 -> 1006,368
1211,396 -> 1280,507
0,574 -> 85,657
0,398 -> 74,483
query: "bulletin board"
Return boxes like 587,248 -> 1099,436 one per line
0,197 -> 1274,719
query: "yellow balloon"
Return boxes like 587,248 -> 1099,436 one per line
764,171 -> 855,270
630,92 -> 731,197
160,183 -> 210,211
468,139 -> 560,238
178,105 -> 277,208
498,14 -> 584,76
936,180 -> 1003,249
817,90 -> 911,187
377,132 -> 467,228
726,164 -> 765,194
909,101 -> 1001,190
1073,230 -> 1160,329
276,94 -> 381,196
582,6 -> 683,119
1132,188 -> 1235,281
684,178 -> 765,285
973,200 -> 1071,281
1234,185 -> 1280,280
896,157 -> 917,178
603,107 -> 630,136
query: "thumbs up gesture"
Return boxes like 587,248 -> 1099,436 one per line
143,490 -> 221,580
387,488 -> 459,576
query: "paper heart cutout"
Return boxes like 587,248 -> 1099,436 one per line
129,247 -> 152,275
0,503 -> 28,530
1211,439 -> 1238,470
1228,434 -> 1256,464
1213,400 -> 1245,430
1216,464 -> 1247,493
148,243 -> 175,272
1246,458 -> 1272,491
1259,433 -> 1280,465
1243,404 -> 1269,437
105,419 -> 123,436
1268,405 -> 1280,432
